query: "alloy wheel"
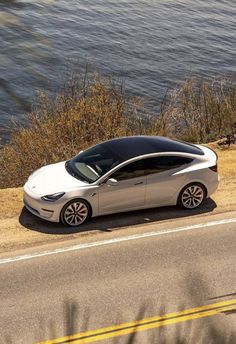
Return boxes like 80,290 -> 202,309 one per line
63,201 -> 89,226
181,185 -> 205,209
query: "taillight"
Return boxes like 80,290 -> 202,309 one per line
209,164 -> 218,172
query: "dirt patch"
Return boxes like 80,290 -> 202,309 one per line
207,143 -> 236,212
0,144 -> 235,253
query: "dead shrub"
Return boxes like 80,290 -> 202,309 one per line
158,77 -> 236,142
0,73 -> 147,188
1,73 -> 235,189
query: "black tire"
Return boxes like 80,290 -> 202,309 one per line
177,183 -> 206,209
60,199 -> 91,227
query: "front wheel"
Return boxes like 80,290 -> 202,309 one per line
61,199 -> 91,226
178,183 -> 206,209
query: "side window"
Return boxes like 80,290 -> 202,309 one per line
146,156 -> 193,174
111,160 -> 146,181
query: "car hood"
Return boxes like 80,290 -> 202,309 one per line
27,161 -> 88,195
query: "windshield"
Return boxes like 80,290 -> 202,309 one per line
66,143 -> 122,183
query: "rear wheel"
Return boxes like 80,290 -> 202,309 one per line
178,183 -> 206,209
61,199 -> 91,226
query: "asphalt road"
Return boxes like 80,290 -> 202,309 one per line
0,211 -> 236,344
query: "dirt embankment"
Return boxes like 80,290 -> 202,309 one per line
0,144 -> 235,253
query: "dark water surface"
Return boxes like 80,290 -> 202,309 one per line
0,0 -> 235,143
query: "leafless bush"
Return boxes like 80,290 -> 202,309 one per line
156,77 -> 236,142
1,73 -> 235,189
0,72 -> 147,188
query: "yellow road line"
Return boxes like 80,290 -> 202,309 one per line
38,298 -> 236,344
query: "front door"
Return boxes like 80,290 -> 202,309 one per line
98,159 -> 147,215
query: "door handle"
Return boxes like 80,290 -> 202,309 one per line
134,181 -> 143,185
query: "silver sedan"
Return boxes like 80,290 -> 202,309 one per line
23,136 -> 219,226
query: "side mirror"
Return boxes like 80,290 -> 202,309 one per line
106,178 -> 118,186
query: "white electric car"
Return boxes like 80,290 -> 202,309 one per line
23,136 -> 219,226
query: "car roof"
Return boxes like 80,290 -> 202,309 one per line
103,136 -> 204,161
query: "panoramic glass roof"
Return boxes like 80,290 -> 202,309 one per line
103,136 -> 204,161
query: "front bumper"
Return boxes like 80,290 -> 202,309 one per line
23,184 -> 61,223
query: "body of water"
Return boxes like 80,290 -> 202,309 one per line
0,0 -> 235,143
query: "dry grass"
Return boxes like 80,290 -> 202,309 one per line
207,143 -> 236,212
211,144 -> 236,178
0,188 -> 23,220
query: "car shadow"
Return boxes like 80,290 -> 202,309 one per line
19,198 -> 217,235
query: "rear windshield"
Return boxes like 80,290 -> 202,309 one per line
173,139 -> 204,155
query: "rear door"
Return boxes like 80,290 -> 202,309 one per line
145,156 -> 192,206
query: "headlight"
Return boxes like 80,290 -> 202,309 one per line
41,192 -> 65,202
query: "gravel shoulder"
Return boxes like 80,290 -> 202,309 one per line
0,144 -> 235,253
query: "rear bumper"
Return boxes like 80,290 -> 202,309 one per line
206,174 -> 220,197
